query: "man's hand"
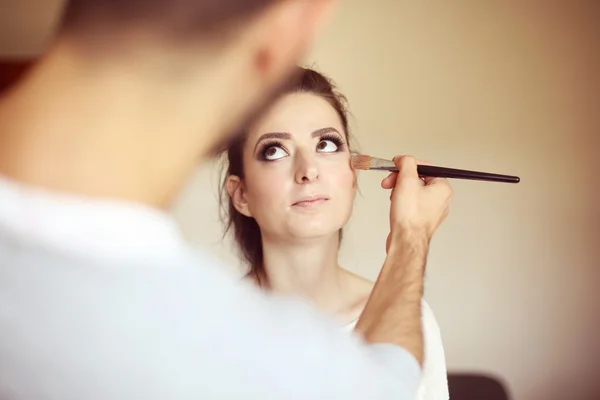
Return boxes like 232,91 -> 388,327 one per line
357,156 -> 452,366
382,156 -> 453,253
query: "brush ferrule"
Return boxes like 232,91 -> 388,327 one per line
369,157 -> 397,171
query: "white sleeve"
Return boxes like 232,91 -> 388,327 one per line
0,252 -> 422,400
418,300 -> 450,400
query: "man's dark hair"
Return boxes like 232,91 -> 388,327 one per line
60,0 -> 278,40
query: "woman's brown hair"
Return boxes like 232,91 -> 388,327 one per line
219,67 -> 353,283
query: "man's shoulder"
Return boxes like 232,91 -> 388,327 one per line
0,242 -> 424,400
0,241 -> 253,329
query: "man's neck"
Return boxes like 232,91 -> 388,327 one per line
260,232 -> 351,315
0,42 -> 220,209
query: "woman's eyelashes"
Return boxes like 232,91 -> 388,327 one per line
258,140 -> 288,161
316,134 -> 345,153
257,134 -> 346,161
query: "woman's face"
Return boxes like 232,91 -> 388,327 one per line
227,92 -> 357,241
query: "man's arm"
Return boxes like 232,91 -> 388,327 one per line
355,232 -> 428,365
355,155 -> 453,366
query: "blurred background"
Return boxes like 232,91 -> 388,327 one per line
1,1 -> 598,399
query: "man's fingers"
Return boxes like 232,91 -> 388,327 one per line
381,172 -> 397,189
393,156 -> 419,179
387,156 -> 443,188
415,159 -> 433,166
421,175 -> 441,185
426,177 -> 454,200
425,176 -> 450,188
415,159 -> 435,183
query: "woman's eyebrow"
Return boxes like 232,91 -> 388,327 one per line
311,127 -> 340,138
253,127 -> 343,153
253,132 -> 291,153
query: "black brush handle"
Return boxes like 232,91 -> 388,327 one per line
415,165 -> 520,183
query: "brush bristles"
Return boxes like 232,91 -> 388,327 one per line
351,154 -> 372,170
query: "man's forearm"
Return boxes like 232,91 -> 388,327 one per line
354,232 -> 428,366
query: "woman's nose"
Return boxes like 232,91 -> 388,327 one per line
294,152 -> 320,184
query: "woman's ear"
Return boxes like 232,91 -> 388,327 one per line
226,175 -> 253,217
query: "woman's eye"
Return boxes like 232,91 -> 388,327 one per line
264,146 -> 287,160
316,139 -> 339,153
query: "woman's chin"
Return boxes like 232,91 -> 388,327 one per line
286,221 -> 345,240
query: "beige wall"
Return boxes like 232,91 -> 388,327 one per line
2,1 -> 599,399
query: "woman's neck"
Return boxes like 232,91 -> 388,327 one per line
259,232 -> 352,317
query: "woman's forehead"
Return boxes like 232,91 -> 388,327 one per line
248,92 -> 343,140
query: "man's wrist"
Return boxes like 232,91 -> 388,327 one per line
387,229 -> 430,258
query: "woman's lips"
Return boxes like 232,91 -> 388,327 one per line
292,196 -> 329,207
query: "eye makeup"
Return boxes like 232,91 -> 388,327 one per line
316,133 -> 345,152
257,139 -> 288,161
256,132 -> 347,162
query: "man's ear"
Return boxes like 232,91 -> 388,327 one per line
226,175 -> 252,217
251,0 -> 337,79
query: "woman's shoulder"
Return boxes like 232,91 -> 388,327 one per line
343,269 -> 375,293
420,299 -> 443,331
344,271 -> 374,305
347,272 -> 443,332
339,269 -> 374,326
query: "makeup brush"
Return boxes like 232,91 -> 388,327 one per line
351,155 -> 520,183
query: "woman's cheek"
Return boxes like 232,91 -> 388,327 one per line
339,166 -> 356,190
249,170 -> 287,203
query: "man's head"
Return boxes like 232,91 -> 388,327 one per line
0,0 -> 337,208
55,0 -> 336,156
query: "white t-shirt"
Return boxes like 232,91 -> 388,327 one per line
344,301 -> 449,400
0,176 -> 422,400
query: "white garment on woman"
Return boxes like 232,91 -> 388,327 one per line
344,300 -> 449,400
